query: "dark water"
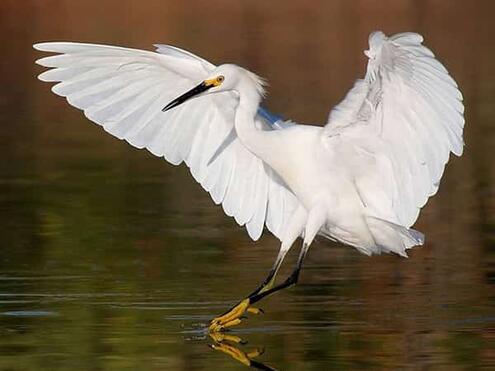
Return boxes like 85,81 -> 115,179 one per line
1,1 -> 494,369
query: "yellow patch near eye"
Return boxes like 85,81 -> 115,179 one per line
205,76 -> 224,87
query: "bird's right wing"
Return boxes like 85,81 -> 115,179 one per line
34,42 -> 299,241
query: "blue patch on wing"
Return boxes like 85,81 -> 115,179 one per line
257,106 -> 283,126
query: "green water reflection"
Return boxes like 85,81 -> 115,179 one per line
1,1 -> 494,370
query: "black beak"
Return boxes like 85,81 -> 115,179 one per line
162,81 -> 212,112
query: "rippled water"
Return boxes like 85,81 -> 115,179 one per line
1,1 -> 494,370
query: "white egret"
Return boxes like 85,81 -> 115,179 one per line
34,31 -> 465,331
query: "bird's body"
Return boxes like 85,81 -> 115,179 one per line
254,124 -> 368,248
34,31 -> 464,330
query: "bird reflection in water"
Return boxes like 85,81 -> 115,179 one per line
208,332 -> 277,370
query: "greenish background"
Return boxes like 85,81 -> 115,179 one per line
0,0 -> 494,369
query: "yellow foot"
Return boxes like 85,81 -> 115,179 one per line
209,332 -> 245,345
209,298 -> 263,332
209,338 -> 264,367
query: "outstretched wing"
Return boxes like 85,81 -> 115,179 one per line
34,42 -> 299,241
325,32 -> 464,227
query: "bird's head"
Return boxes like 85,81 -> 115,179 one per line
162,64 -> 265,112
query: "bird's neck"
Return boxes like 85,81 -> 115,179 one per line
234,82 -> 271,160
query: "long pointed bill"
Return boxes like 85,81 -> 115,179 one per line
162,81 -> 213,112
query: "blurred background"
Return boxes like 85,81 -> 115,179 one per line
0,0 -> 494,370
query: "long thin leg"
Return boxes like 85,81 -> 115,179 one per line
249,205 -> 327,304
209,241 -> 310,332
245,248 -> 288,298
209,205 -> 325,332
209,207 -> 307,331
248,241 -> 310,304
247,206 -> 308,297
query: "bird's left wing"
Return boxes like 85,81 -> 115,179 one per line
324,32 -> 464,228
34,42 -> 299,241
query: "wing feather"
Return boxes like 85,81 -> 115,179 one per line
325,31 -> 464,227
34,42 -> 299,241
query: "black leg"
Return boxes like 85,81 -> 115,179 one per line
209,242 -> 309,332
248,242 -> 309,305
246,254 -> 284,297
216,253 -> 284,318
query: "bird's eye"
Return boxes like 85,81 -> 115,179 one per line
217,76 -> 224,83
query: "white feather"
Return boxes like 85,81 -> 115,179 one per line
34,42 -> 299,242
34,32 -> 464,258
325,31 -> 464,228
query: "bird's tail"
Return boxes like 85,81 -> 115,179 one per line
365,216 -> 425,257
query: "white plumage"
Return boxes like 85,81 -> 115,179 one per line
326,32 -> 463,229
34,31 -> 464,260
35,41 -> 299,242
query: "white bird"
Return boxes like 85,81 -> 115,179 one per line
34,31 -> 465,331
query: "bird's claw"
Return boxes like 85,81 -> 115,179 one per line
209,332 -> 264,367
209,331 -> 246,345
209,298 -> 263,332
247,306 -> 264,315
